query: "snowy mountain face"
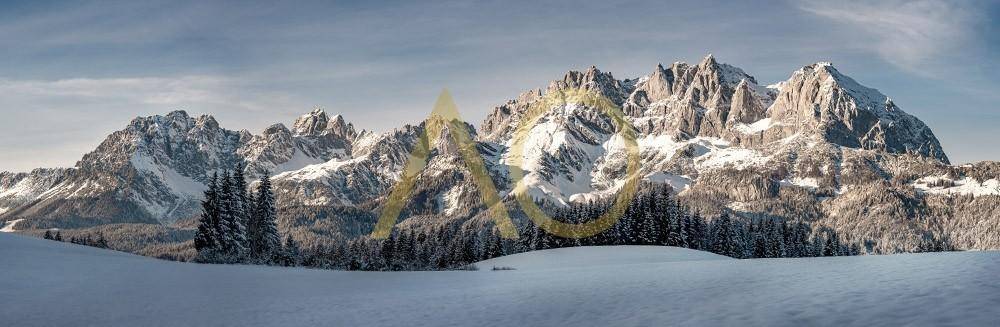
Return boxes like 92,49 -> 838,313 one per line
1,55 -> 996,253
0,168 -> 70,216
765,63 -> 948,162
475,55 -> 954,208
0,109 -> 357,228
240,110 -> 356,178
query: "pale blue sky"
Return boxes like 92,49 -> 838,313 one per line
1,0 -> 997,172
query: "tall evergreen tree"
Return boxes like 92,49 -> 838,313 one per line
218,171 -> 248,260
812,231 -> 826,257
280,236 -> 301,267
685,212 -> 706,250
766,220 -> 786,258
710,211 -> 743,258
194,173 -> 221,258
823,229 -> 842,257
233,163 -> 253,249
249,172 -> 280,263
96,234 -> 109,249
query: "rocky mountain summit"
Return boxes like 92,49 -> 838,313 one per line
2,55 -> 997,254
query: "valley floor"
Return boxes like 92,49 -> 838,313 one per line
1,233 -> 998,327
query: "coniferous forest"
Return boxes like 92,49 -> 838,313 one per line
302,183 -> 867,271
40,164 -> 959,271
41,164 -> 949,270
237,180 -> 897,271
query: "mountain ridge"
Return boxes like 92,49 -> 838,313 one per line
2,55 -> 997,254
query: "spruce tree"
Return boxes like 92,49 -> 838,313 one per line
752,219 -> 768,258
666,208 -> 685,247
249,172 -> 280,263
639,211 -> 657,245
96,234 -> 109,249
194,173 -> 221,258
233,163 -> 253,250
812,231 -> 826,257
43,230 -> 53,240
54,231 -> 62,242
218,171 -> 248,261
281,236 -> 301,267
710,212 -> 742,258
766,220 -> 786,258
686,212 -> 706,250
823,229 -> 841,257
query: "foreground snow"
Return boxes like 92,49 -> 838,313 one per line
475,245 -> 730,270
2,234 -> 999,327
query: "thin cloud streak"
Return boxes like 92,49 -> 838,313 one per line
797,0 -> 985,76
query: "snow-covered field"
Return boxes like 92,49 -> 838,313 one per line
2,233 -> 999,327
476,245 -> 730,270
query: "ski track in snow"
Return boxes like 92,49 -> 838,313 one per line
2,233 -> 999,327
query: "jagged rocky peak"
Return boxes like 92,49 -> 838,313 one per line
478,88 -> 545,143
193,113 -> 220,130
633,63 -> 675,104
127,110 -> 194,132
548,66 -> 630,105
292,108 -> 331,136
728,79 -> 768,125
517,88 -> 543,103
326,113 -> 358,141
674,54 -> 756,108
623,55 -> 766,139
291,108 -> 358,141
123,110 -> 235,147
766,61 -> 948,162
261,123 -> 291,136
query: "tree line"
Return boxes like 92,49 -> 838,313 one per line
292,183 -> 863,271
37,176 -> 894,270
43,230 -> 110,249
193,164 -> 299,265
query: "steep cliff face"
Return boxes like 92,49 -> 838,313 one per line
764,63 -> 948,163
727,79 -> 769,126
623,55 -> 774,141
240,109 -> 355,177
269,124 -> 419,208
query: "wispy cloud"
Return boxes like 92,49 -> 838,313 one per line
796,0 -> 985,75
0,75 -> 304,113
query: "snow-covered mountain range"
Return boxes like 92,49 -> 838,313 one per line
2,55 -> 997,253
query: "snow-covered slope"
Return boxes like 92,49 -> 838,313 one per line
475,245 -> 730,270
0,109 -> 357,228
2,233 -> 999,327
